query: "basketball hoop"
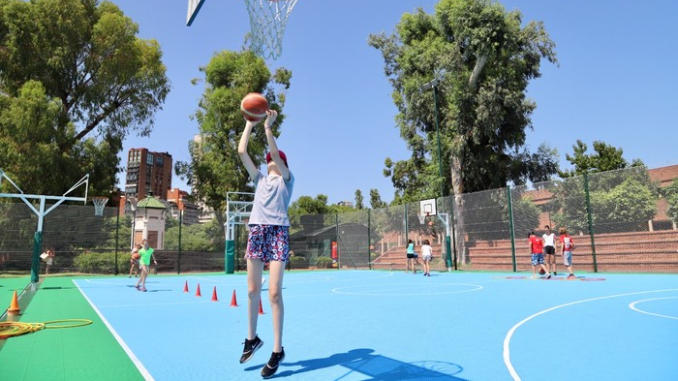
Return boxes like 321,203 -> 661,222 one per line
417,212 -> 429,225
244,0 -> 298,60
91,197 -> 109,217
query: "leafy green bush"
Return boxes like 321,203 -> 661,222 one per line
73,252 -> 125,274
289,256 -> 309,269
314,256 -> 334,269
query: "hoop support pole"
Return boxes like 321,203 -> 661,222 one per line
0,168 -> 90,283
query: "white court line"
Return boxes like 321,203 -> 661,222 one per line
82,279 -> 132,286
96,300 -> 209,309
629,297 -> 678,320
332,282 -> 483,296
503,288 -> 678,381
73,280 -> 154,381
283,271 -> 396,285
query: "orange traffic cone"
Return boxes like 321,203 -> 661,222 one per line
230,290 -> 238,307
7,290 -> 20,315
195,283 -> 202,297
183,281 -> 189,293
258,298 -> 265,315
211,286 -> 219,302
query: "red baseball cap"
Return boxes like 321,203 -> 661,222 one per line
266,150 -> 288,168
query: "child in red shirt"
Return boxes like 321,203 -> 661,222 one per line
529,232 -> 550,279
559,228 -> 576,278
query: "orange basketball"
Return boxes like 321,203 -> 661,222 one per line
240,92 -> 269,122
132,253 -> 140,260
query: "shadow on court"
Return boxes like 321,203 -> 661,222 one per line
249,348 -> 467,380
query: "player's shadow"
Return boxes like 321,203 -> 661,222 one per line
248,348 -> 466,380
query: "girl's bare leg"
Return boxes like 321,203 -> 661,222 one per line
246,258 -> 264,340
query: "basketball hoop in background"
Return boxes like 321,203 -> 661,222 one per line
417,212 -> 429,225
244,0 -> 298,60
420,199 -> 437,217
419,198 -> 437,225
91,197 -> 109,217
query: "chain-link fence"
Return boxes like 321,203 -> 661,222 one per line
1,166 -> 677,277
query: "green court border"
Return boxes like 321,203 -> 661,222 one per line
0,276 -> 144,381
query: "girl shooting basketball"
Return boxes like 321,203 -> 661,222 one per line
237,109 -> 294,379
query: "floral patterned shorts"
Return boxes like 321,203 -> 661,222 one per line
245,225 -> 290,263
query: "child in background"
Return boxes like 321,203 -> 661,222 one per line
129,243 -> 141,278
559,228 -> 576,278
543,225 -> 557,275
421,239 -> 433,277
529,232 -> 550,279
43,248 -> 55,275
135,239 -> 156,292
405,239 -> 417,274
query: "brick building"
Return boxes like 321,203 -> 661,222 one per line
124,148 -> 173,201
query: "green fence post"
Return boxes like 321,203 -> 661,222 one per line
445,235 -> 452,271
31,231 -> 43,283
367,209 -> 372,270
336,213 -> 340,269
177,210 -> 183,274
583,173 -> 598,272
449,195 -> 458,271
115,211 -> 120,275
404,204 -> 409,244
507,186 -> 517,272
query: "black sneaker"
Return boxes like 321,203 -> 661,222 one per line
554,272 -> 557,276
261,348 -> 285,379
239,336 -> 263,364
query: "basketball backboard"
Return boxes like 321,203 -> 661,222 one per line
186,0 -> 206,26
420,199 -> 437,216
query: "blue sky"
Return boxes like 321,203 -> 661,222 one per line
111,0 -> 678,205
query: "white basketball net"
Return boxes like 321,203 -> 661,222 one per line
417,212 -> 429,225
92,197 -> 109,217
244,0 -> 298,60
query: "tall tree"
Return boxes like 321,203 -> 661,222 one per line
369,0 -> 558,198
551,142 -> 655,234
369,189 -> 387,209
175,50 -> 292,231
289,195 -> 330,216
559,140 -> 644,177
369,0 -> 558,262
354,189 -> 364,209
664,179 -> 678,225
0,0 -> 169,195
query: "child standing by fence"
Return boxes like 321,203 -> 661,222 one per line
421,239 -> 433,276
529,232 -> 550,279
559,228 -> 575,278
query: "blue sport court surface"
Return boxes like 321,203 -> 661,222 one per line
71,270 -> 677,380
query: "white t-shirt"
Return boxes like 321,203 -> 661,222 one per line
421,244 -> 433,258
543,232 -> 555,247
248,171 -> 294,226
